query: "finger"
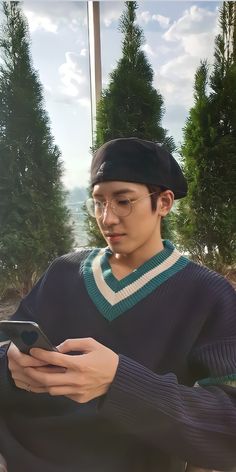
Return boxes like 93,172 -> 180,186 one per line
18,383 -> 48,394
35,366 -> 66,374
57,338 -> 99,354
66,393 -> 90,404
25,366 -> 71,387
29,348 -> 71,368
47,386 -> 84,396
10,366 -> 46,386
8,344 -> 46,367
14,380 -> 32,391
14,378 -> 47,391
28,386 -> 48,393
12,369 -> 48,387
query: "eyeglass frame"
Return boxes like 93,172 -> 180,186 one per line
85,192 -> 159,219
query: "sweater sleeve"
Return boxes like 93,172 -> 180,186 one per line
99,276 -> 236,470
0,343 -> 14,403
0,266 -> 55,410
0,256 -> 68,408
0,250 -> 89,408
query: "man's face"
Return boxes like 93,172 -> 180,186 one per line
92,181 -> 165,256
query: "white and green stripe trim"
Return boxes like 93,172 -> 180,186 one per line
82,240 -> 189,321
196,374 -> 236,388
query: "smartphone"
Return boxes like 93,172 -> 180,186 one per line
0,320 -> 58,354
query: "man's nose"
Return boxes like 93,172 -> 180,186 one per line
101,203 -> 119,225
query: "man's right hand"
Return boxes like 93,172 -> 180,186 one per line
7,342 -> 52,393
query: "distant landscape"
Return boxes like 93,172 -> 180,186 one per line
66,186 -> 89,248
0,187 -> 90,321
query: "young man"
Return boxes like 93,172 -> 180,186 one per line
0,137 -> 236,472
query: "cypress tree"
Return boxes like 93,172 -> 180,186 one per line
208,1 -> 236,267
86,1 -> 175,246
0,1 -> 74,297
176,2 -> 236,270
174,61 -> 215,264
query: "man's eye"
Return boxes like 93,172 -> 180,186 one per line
94,201 -> 103,208
117,199 -> 130,206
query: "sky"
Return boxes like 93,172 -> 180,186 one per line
1,1 -> 221,190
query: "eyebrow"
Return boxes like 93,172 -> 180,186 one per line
93,189 -> 137,197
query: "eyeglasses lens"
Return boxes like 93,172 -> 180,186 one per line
86,198 -> 132,218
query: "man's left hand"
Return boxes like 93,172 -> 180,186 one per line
26,338 -> 119,403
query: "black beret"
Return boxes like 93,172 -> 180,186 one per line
91,137 -> 187,199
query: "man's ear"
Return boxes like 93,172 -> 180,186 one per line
158,190 -> 174,216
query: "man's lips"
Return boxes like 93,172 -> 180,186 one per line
104,233 -> 125,237
104,233 -> 126,241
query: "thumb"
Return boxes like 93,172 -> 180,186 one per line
57,337 -> 99,354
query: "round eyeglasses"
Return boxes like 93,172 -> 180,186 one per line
85,192 -> 157,219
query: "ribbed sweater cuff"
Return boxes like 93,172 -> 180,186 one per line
0,344 -> 16,411
100,352 -> 236,433
99,354 -> 236,469
99,354 -> 166,429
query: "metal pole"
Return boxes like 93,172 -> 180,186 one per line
87,1 -> 102,146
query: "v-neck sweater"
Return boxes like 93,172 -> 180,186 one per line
0,243 -> 236,472
82,240 -> 189,320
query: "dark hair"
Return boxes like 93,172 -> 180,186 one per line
146,185 -> 163,212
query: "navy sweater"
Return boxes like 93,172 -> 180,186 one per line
0,241 -> 236,472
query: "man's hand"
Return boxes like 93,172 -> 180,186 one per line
7,342 -> 50,393
26,338 -> 119,403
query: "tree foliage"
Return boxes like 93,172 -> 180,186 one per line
0,1 -> 74,297
86,1 -> 175,246
175,2 -> 236,271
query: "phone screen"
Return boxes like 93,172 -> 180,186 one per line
0,320 -> 57,354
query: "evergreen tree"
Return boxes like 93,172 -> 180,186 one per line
86,1 -> 175,246
176,2 -> 236,271
0,1 -> 74,297
174,61 -> 215,264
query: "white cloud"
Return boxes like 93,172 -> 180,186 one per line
161,54 -> 199,81
137,11 -> 170,29
44,84 -> 52,94
164,5 -> 218,42
80,48 -> 87,57
156,5 -> 219,113
100,3 -> 123,27
152,14 -> 170,29
182,33 -> 215,59
59,52 -> 86,98
103,14 -> 118,27
141,43 -> 156,57
156,54 -> 202,109
70,18 -> 83,32
158,45 -> 172,55
138,11 -> 152,25
24,10 -> 58,33
23,2 -> 86,33
78,97 -> 90,109
63,161 -> 90,190
43,52 -> 90,108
